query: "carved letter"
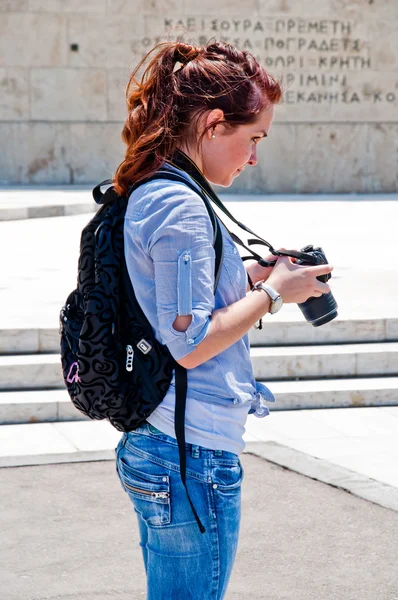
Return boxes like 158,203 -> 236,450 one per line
264,38 -> 274,50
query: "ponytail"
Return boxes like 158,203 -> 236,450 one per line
113,41 -> 281,196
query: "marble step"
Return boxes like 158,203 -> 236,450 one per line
265,377 -> 398,410
0,343 -> 397,390
1,377 -> 398,426
0,389 -> 89,425
250,342 -> 398,380
2,317 -> 398,355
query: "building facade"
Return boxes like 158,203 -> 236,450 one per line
1,0 -> 397,192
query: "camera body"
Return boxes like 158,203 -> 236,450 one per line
295,245 -> 338,327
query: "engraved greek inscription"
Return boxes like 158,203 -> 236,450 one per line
263,37 -> 367,55
283,91 -> 362,104
308,21 -> 327,34
264,56 -> 296,68
306,75 -> 320,85
339,22 -> 352,35
285,91 -> 295,104
352,39 -> 361,52
264,37 -> 272,50
144,15 -> 396,114
343,92 -> 360,103
371,92 -> 397,103
274,19 -> 351,35
286,73 -> 295,85
320,57 -> 371,69
298,74 -> 347,87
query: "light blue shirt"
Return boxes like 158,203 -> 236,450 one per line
124,163 -> 274,455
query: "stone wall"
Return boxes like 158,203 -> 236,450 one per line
1,0 -> 397,192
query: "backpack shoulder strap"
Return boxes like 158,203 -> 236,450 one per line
134,169 -> 223,293
92,179 -> 118,205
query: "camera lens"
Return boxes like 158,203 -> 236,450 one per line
296,245 -> 338,327
298,291 -> 338,327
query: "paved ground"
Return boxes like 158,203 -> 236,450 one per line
2,454 -> 398,600
2,408 -> 398,514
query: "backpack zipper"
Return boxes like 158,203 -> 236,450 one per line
123,481 -> 169,499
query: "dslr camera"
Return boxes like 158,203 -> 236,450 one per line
294,245 -> 338,327
259,244 -> 338,327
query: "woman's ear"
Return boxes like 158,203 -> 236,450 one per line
205,108 -> 225,139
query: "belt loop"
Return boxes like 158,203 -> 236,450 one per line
215,449 -> 222,457
191,445 -> 200,459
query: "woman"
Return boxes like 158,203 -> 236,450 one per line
113,40 -> 332,599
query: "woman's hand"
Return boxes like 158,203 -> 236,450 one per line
267,255 -> 333,304
246,254 -> 276,288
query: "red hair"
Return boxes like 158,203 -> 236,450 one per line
113,40 -> 282,196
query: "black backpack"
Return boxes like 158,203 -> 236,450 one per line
60,167 -> 223,533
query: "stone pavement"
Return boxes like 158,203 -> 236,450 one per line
2,454 -> 398,600
0,187 -> 398,598
0,186 -> 96,221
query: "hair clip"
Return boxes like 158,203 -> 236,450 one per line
173,61 -> 184,74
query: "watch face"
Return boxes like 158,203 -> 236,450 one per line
270,295 -> 283,314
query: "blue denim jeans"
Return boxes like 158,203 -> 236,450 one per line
115,422 -> 243,600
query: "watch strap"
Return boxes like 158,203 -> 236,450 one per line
252,281 -> 283,314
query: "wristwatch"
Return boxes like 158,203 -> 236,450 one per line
253,281 -> 283,314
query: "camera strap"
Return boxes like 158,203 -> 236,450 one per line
169,150 -> 317,266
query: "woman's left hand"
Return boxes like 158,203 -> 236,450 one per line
246,254 -> 276,288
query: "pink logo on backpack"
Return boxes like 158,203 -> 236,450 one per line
67,362 -> 81,384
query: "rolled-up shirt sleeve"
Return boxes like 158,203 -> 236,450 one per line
144,184 -> 215,360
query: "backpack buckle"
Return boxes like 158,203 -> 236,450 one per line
137,339 -> 152,354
